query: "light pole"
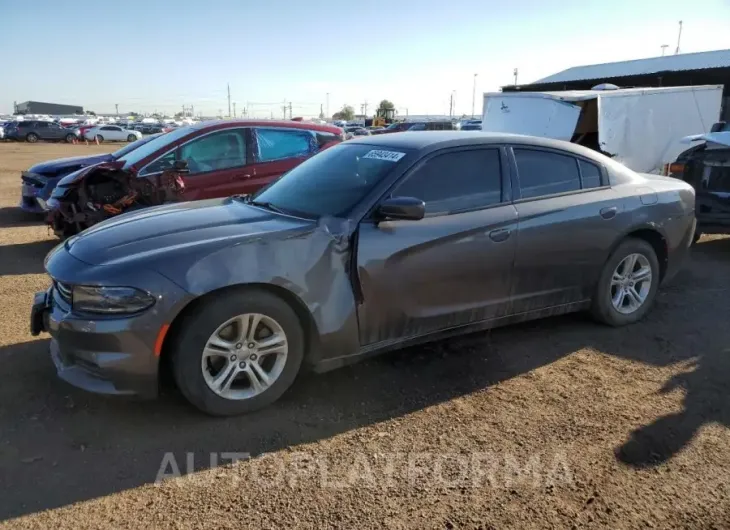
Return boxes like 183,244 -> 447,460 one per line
471,73 -> 478,118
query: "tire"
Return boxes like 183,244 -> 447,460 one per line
26,133 -> 38,143
65,134 -> 76,143
127,134 -> 137,142
171,288 -> 305,416
692,229 -> 702,245
95,135 -> 104,143
591,238 -> 660,326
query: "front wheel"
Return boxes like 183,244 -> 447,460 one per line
591,238 -> 660,326
26,133 -> 38,143
127,134 -> 137,142
95,135 -> 104,143
171,289 -> 305,416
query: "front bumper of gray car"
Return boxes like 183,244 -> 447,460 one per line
31,246 -> 193,398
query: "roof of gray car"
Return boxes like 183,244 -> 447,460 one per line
348,131 -> 588,153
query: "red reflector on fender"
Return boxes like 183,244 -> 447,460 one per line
154,324 -> 170,357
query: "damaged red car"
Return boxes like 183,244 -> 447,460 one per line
46,120 -> 344,237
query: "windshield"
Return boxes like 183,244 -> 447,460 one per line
117,126 -> 194,168
110,134 -> 160,159
251,143 -> 410,218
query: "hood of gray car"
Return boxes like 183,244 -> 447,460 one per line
66,198 -> 313,266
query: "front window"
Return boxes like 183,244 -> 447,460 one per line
118,126 -> 195,169
250,143 -> 410,218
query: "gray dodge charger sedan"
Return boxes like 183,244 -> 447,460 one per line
31,132 -> 696,416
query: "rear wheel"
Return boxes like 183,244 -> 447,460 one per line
95,135 -> 104,143
65,134 -> 76,143
591,238 -> 660,326
171,289 -> 305,416
26,133 -> 38,143
127,134 -> 137,142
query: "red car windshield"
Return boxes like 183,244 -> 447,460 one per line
117,126 -> 195,169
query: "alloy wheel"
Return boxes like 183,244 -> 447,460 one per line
201,313 -> 288,400
610,253 -> 652,314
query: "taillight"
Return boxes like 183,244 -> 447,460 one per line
669,162 -> 685,175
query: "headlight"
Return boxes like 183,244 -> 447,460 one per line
72,286 -> 155,314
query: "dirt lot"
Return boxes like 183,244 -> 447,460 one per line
0,142 -> 729,529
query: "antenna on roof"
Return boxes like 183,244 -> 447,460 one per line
660,44 -> 669,57
675,20 -> 682,55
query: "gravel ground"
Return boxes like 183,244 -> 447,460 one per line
0,142 -> 729,529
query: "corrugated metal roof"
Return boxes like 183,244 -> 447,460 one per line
493,85 -> 723,101
534,49 -> 730,85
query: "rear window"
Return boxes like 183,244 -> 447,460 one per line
515,149 -> 581,199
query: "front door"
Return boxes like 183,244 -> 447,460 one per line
356,147 -> 518,346
508,146 -> 622,313
176,128 -> 252,200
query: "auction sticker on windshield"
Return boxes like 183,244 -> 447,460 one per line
362,150 -> 406,162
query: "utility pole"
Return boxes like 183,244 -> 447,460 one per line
288,102 -> 292,119
281,102 -> 287,119
233,102 -> 236,118
513,68 -> 519,86
361,101 -> 368,119
471,73 -> 477,118
227,83 -> 232,117
115,103 -> 119,115
675,20 -> 683,55
319,103 -> 324,119
449,92 -> 454,117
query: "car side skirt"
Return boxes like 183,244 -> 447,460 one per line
312,299 -> 591,373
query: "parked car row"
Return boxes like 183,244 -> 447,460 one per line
25,127 -> 696,416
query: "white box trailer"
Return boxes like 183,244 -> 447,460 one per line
482,85 -> 724,173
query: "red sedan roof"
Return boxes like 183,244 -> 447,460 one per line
192,119 -> 342,134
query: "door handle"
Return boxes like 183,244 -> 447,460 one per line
600,206 -> 618,219
489,228 -> 511,242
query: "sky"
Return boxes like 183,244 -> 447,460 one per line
1,0 -> 729,118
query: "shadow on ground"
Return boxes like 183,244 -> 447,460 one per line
0,239 -> 58,276
615,236 -> 730,467
0,206 -> 45,228
0,238 -> 727,520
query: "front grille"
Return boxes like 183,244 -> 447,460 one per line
54,281 -> 73,305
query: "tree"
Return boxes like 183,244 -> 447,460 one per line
86,110 -> 96,116
378,99 -> 395,111
174,111 -> 184,118
332,105 -> 355,121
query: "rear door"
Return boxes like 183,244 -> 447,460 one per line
245,127 -> 322,193
508,146 -> 622,313
356,147 -> 518,346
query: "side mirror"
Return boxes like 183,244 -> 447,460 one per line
173,159 -> 189,173
376,196 -> 425,221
